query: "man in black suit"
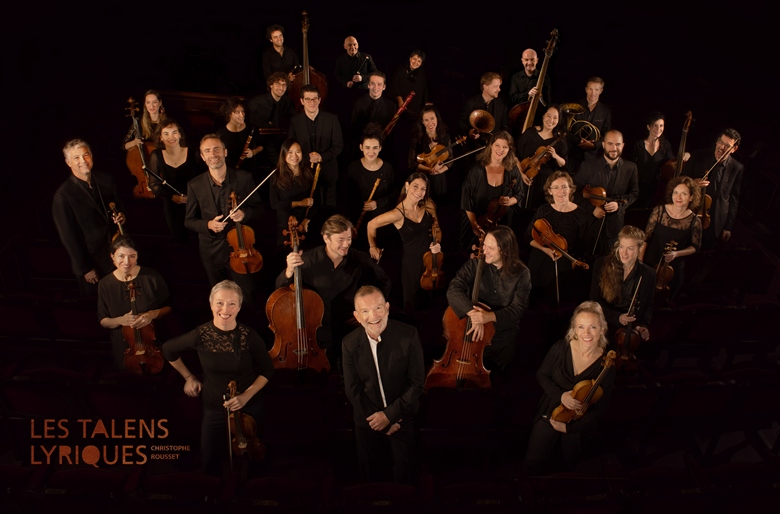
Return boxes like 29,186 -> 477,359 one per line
288,84 -> 344,208
350,70 -> 395,158
247,71 -> 297,167
567,77 -> 612,173
574,130 -> 638,255
53,139 -> 126,296
683,128 -> 743,250
509,48 -> 553,108
185,134 -> 261,302
335,36 -> 377,90
342,286 -> 424,483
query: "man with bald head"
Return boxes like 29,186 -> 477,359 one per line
509,48 -> 553,108
573,130 -> 638,254
335,36 -> 377,90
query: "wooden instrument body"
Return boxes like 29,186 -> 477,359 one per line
582,185 -> 628,207
551,379 -> 603,423
420,220 -> 445,290
417,144 -> 450,167
226,191 -> 263,274
477,179 -> 517,230
126,140 -> 156,199
659,111 -> 693,182
531,218 -> 589,270
289,11 -> 328,112
520,145 -> 552,181
226,381 -> 265,461
654,241 -> 677,298
121,280 -> 164,376
698,194 -> 712,229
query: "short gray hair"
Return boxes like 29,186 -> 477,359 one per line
209,280 -> 243,307
354,285 -> 385,307
62,139 -> 91,160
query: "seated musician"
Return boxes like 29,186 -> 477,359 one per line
98,236 -> 171,371
342,286 -> 424,483
269,138 -> 315,246
149,119 -> 203,244
524,171 -> 588,308
248,72 -> 297,167
640,176 -> 702,300
347,124 -> 397,247
459,130 -> 525,252
335,36 -> 377,90
277,215 -> 391,374
389,49 -> 429,117
573,130 -> 638,255
447,226 -> 531,377
261,24 -> 300,83
163,280 -> 274,477
122,89 -> 167,150
630,112 -> 676,209
458,72 -> 508,137
590,226 -> 654,341
367,172 -> 441,313
525,301 -> 615,475
408,105 -> 450,201
566,77 -> 612,174
216,97 -> 262,171
516,104 -> 568,208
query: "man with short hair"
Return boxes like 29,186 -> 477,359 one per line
53,139 -> 126,296
509,48 -> 553,107
567,77 -> 612,173
458,72 -> 509,137
261,24 -> 300,82
248,71 -> 297,166
342,285 -> 424,483
350,71 -> 396,152
335,36 -> 377,90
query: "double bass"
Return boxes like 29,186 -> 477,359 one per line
122,277 -> 165,376
226,192 -> 263,274
124,97 -> 156,199
614,277 -> 643,370
420,219 -> 445,291
265,217 -> 330,377
551,351 -> 616,423
224,380 -> 265,466
425,234 -> 493,390
508,29 -> 559,134
289,11 -> 329,112
659,111 -> 693,181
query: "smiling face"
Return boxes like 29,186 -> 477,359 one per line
354,291 -> 389,340
405,178 -> 427,203
409,54 -> 422,70
672,183 -> 691,209
647,119 -> 664,140
483,233 -> 502,267
603,132 -> 624,161
200,138 -> 227,170
574,311 -> 603,350
210,289 -> 241,331
360,138 -> 381,161
368,75 -> 386,100
271,79 -> 287,99
230,106 -> 245,125
542,107 -> 559,131
549,177 -> 571,204
160,125 -> 181,148
521,49 -> 538,75
344,37 -> 358,56
270,30 -> 284,47
301,92 -> 320,116
483,78 -> 501,100
618,237 -> 641,268
285,142 -> 302,169
714,135 -> 737,160
491,138 -> 509,163
65,145 -> 93,181
422,111 -> 438,133
324,229 -> 352,259
112,246 -> 138,276
145,94 -> 161,116
585,82 -> 603,104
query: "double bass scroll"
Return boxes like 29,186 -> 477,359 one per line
289,11 -> 329,112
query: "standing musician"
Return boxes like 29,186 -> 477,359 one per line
460,131 -> 525,252
248,72 -> 297,168
640,176 -> 702,300
335,36 -> 378,90
574,130 -> 638,255
389,49 -> 429,118
447,226 -> 531,377
458,72 -> 509,137
408,105 -> 450,200
184,134 -> 262,303
524,172 -> 588,308
630,112 -> 676,209
261,24 -> 300,82
524,301 -> 615,475
163,280 -> 274,477
566,77 -> 612,173
682,128 -> 743,250
367,172 -> 441,313
277,215 -> 391,373
509,49 -> 553,111
288,84 -> 344,208
347,124 -> 397,247
342,286 -> 424,483
98,236 -> 171,371
149,119 -> 203,244
269,138 -> 315,246
216,97 -> 262,171
53,139 -> 126,296
516,104 -> 568,208
350,71 -> 396,157
122,89 -> 167,150
590,226 -> 654,341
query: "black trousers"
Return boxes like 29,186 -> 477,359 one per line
525,418 -> 586,475
76,245 -> 113,297
354,421 -> 415,484
163,199 -> 190,244
319,166 -> 338,208
201,400 -> 264,477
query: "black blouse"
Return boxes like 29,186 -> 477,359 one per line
631,139 -> 675,208
347,159 -> 397,223
149,147 -> 203,201
216,125 -> 256,170
590,256 -> 655,331
516,128 -> 569,175
461,164 -> 525,215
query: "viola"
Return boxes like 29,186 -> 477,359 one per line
416,136 -> 467,168
696,140 -> 736,230
109,202 -> 124,242
615,277 -> 643,370
289,11 -> 329,112
520,132 -> 567,182
420,219 -> 445,291
531,218 -> 589,270
121,277 -> 165,376
235,128 -> 254,169
551,350 -> 616,422
508,28 -> 559,134
654,240 -> 677,300
353,178 -> 381,237
123,97 -> 156,199
478,179 -> 517,230
581,185 -> 628,207
226,192 -> 263,274
659,111 -> 693,181
425,233 -> 493,390
265,217 -> 330,377
225,381 -> 265,463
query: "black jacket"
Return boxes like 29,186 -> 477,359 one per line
574,156 -> 639,239
288,111 -> 343,176
682,149 -> 744,235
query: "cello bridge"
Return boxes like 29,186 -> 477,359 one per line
292,350 -> 309,356
456,359 -> 471,365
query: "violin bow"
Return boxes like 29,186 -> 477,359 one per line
304,163 -> 321,219
627,276 -> 643,314
383,91 -> 415,138
143,162 -> 185,196
441,143 -> 486,166
228,167 -> 278,217
701,141 -> 737,182
224,393 -> 233,471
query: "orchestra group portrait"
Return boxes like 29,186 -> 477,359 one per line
49,14 -> 754,486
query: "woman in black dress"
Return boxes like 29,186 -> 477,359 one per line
216,97 -> 262,171
367,172 -> 440,312
516,104 -> 568,209
524,171 -> 588,307
460,130 -> 525,252
389,49 -> 429,123
640,176 -> 702,299
122,89 -> 167,150
98,236 -> 171,371
408,105 -> 450,200
163,280 -> 274,476
149,119 -> 203,243
269,138 -> 315,245
525,301 -> 616,475
631,112 -> 676,209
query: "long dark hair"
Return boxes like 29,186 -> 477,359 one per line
539,104 -> 563,134
397,172 -> 430,209
273,138 -> 313,191
477,130 -> 518,171
486,225 -> 525,277
408,105 -> 448,168
154,119 -> 188,149
598,226 -> 646,303
643,111 -> 666,141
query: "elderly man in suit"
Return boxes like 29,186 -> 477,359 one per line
342,286 -> 424,483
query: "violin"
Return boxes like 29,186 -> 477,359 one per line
654,240 -> 677,300
582,185 -> 628,207
425,233 -> 493,390
520,132 -> 567,182
420,219 -> 445,291
124,97 -> 156,199
551,350 -> 616,423
416,136 -> 467,168
235,128 -> 254,169
659,111 -> 693,182
615,277 -> 643,370
353,178 -> 381,237
121,277 -> 164,376
226,192 -> 263,274
531,218 -> 589,270
289,12 -> 329,112
224,380 -> 265,464
265,217 -> 330,378
696,140 -> 736,230
478,179 -> 517,230
109,202 -> 124,242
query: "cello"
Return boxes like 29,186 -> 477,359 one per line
122,277 -> 165,375
531,218 -> 589,306
425,234 -> 493,390
289,11 -> 329,112
477,179 -> 518,230
226,192 -> 263,274
551,350 -> 616,423
124,97 -> 156,199
508,29 -> 559,134
224,380 -> 265,467
420,219 -> 445,291
614,277 -> 643,370
265,217 -> 330,376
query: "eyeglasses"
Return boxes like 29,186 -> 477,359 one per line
303,97 -> 320,103
549,185 -> 570,191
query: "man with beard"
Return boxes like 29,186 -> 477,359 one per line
567,77 -> 612,173
574,130 -> 638,254
509,48 -> 553,109
335,36 -> 377,90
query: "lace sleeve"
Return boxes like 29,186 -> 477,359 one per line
644,205 -> 662,240
690,214 -> 702,251
121,122 -> 136,150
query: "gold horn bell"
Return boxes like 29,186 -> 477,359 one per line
469,109 -> 495,135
